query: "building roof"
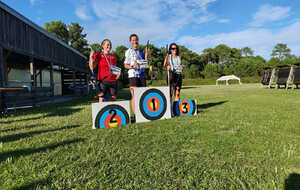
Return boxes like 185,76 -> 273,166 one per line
0,1 -> 86,59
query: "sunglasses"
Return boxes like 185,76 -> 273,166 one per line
171,47 -> 177,50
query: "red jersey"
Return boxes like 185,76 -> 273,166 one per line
92,52 -> 117,82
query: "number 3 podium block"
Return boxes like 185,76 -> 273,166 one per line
173,99 -> 197,116
134,87 -> 172,123
92,101 -> 131,129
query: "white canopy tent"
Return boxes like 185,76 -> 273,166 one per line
216,75 -> 241,85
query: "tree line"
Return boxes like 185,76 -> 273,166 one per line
44,21 -> 300,80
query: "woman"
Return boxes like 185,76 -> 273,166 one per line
124,34 -> 148,111
164,43 -> 183,101
89,39 -> 120,102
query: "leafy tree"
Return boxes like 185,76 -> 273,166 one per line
240,47 -> 254,57
202,48 -> 216,64
44,21 -> 69,43
89,43 -> 102,52
271,43 -> 291,61
114,45 -> 128,68
178,45 -> 203,70
202,64 -> 221,78
201,45 -> 241,66
68,23 -> 89,56
114,45 -> 128,83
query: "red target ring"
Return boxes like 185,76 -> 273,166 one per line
179,100 -> 190,114
104,114 -> 122,128
146,97 -> 161,112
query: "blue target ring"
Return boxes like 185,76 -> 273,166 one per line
95,104 -> 129,129
173,99 -> 196,116
139,89 -> 167,120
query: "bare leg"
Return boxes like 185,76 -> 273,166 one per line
98,92 -> 104,102
175,87 -> 180,101
130,87 -> 135,113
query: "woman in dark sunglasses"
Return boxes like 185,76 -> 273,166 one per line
163,43 -> 183,101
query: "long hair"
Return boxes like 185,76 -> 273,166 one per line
101,39 -> 112,53
168,43 -> 180,56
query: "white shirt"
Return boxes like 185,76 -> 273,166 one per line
124,48 -> 145,78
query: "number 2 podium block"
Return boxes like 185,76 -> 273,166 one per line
173,99 -> 197,116
92,101 -> 131,129
134,87 -> 172,123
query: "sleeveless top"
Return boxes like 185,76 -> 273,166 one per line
169,55 -> 182,74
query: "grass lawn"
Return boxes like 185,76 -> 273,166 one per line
0,84 -> 299,190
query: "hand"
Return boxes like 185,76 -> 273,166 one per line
90,70 -> 96,80
133,61 -> 139,69
116,73 -> 120,80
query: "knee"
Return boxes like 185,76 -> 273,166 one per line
111,96 -> 116,101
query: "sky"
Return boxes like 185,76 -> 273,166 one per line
1,0 -> 300,59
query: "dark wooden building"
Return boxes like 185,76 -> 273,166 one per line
0,2 -> 89,109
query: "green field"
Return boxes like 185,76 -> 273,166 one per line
0,84 -> 299,190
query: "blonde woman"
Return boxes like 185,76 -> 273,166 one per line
89,39 -> 121,102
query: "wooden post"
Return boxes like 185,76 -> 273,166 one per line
72,70 -> 76,95
61,66 -> 64,95
86,73 -> 89,94
30,58 -> 37,88
0,46 -> 4,87
29,57 -> 36,107
39,69 -> 43,87
50,62 -> 54,96
72,70 -> 76,86
0,46 -> 5,114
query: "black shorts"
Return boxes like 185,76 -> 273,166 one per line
129,77 -> 146,87
170,72 -> 182,90
98,81 -> 117,100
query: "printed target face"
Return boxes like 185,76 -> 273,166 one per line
139,89 -> 167,120
173,99 -> 196,116
95,104 -> 130,128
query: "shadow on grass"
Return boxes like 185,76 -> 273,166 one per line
0,138 -> 84,163
0,125 -> 80,143
197,100 -> 228,112
12,178 -> 49,190
181,86 -> 198,90
0,107 -> 82,124
285,173 -> 300,190
0,124 -> 45,133
0,116 -> 44,124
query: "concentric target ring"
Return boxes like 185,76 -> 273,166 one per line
139,88 -> 167,120
95,104 -> 130,129
173,99 -> 196,116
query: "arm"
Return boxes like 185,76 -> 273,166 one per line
89,50 -> 97,71
163,55 -> 170,70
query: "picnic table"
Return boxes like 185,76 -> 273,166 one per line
0,87 -> 25,115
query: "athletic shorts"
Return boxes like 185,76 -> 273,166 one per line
129,77 -> 146,87
170,72 -> 182,90
98,81 -> 117,100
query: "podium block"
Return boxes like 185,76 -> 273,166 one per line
134,87 -> 171,123
92,101 -> 130,129
173,99 -> 197,116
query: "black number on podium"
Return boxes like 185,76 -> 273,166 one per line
109,109 -> 117,123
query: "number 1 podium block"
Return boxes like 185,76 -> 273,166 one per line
134,87 -> 172,123
173,99 -> 197,116
92,101 -> 131,129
